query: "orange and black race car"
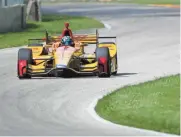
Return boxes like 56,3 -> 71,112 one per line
17,23 -> 118,79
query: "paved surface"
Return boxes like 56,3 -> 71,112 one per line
0,3 -> 179,136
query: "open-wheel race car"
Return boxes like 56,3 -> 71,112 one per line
17,23 -> 118,79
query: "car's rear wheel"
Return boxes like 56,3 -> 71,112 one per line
96,47 -> 111,77
17,48 -> 33,79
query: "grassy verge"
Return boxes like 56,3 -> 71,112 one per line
0,14 -> 104,49
41,0 -> 180,5
95,74 -> 180,135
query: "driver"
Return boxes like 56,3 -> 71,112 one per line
52,36 -> 74,51
61,36 -> 74,47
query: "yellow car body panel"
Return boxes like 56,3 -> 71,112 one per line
98,43 -> 117,58
30,64 -> 45,73
74,34 -> 97,44
30,55 -> 53,73
81,62 -> 98,71
27,46 -> 45,57
73,41 -> 84,57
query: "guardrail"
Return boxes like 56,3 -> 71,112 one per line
0,0 -> 24,7
0,0 -> 42,33
0,0 -> 26,33
0,4 -> 26,33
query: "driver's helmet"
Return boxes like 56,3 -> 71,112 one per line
61,36 -> 72,46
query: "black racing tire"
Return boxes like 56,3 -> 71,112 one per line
18,48 -> 33,64
54,71 -> 62,78
17,48 -> 33,79
96,47 -> 111,77
99,42 -> 117,75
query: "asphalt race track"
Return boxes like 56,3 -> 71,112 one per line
0,3 -> 179,136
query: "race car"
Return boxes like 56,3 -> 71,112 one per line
17,25 -> 118,79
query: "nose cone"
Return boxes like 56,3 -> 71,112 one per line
56,64 -> 67,68
55,46 -> 76,69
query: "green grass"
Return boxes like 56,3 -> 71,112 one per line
95,74 -> 180,135
0,14 -> 104,49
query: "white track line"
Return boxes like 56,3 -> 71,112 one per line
87,88 -> 178,136
103,22 -> 112,30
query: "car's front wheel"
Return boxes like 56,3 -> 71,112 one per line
17,48 -> 32,79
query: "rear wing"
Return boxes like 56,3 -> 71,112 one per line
27,29 -> 116,46
73,34 -> 97,44
73,29 -> 116,46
